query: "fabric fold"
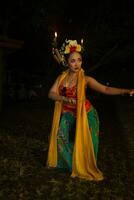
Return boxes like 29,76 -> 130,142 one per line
46,69 -> 104,181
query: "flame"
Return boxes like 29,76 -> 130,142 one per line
55,32 -> 57,38
81,38 -> 83,45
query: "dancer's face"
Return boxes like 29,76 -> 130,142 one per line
67,52 -> 82,73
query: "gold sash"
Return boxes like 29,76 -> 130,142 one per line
46,69 -> 104,181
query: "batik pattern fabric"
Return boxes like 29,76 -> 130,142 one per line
57,83 -> 99,171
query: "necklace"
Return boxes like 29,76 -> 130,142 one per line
65,74 -> 77,87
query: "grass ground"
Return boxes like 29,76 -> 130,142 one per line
0,96 -> 134,200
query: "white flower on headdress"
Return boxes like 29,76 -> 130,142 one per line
68,40 -> 77,47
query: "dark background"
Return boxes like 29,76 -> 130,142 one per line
0,0 -> 134,104
0,2 -> 134,199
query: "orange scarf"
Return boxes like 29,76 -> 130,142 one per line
46,69 -> 104,181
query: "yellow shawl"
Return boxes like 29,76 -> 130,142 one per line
46,69 -> 104,181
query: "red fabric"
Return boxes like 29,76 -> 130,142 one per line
59,83 -> 92,115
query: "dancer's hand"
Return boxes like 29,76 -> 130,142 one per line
62,97 -> 76,105
68,98 -> 76,105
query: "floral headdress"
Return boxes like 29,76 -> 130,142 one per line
52,39 -> 84,68
59,39 -> 83,56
